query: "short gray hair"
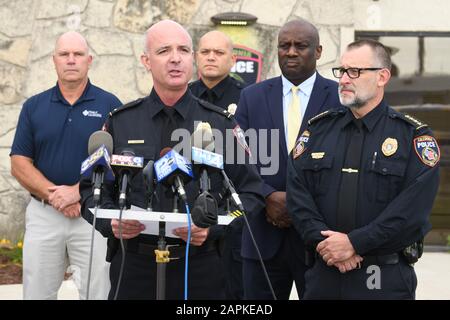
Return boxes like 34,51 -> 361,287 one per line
347,39 -> 392,70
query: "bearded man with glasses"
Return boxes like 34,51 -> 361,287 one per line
286,39 -> 440,299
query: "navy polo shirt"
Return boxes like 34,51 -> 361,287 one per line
11,80 -> 122,186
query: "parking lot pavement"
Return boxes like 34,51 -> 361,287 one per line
1,252 -> 449,300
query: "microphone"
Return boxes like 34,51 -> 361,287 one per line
80,131 -> 114,205
190,123 -> 221,227
110,149 -> 144,210
154,148 -> 193,201
82,131 -> 114,300
191,122 -> 215,152
191,124 -> 274,300
142,159 -> 156,210
191,122 -> 224,190
191,123 -> 244,212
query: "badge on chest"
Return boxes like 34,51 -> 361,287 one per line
381,137 -> 398,157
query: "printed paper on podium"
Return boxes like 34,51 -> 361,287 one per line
91,207 -> 235,239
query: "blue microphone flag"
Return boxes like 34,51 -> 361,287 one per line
80,144 -> 114,181
154,149 -> 193,184
191,146 -> 224,170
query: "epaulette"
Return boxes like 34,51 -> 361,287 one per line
194,96 -> 234,119
230,76 -> 245,89
308,108 -> 344,125
390,111 -> 428,130
108,98 -> 144,117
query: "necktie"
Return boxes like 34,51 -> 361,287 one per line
160,107 -> 179,149
159,107 -> 180,212
206,89 -> 215,103
336,119 -> 365,233
287,86 -> 301,151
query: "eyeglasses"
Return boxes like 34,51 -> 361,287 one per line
332,67 -> 383,79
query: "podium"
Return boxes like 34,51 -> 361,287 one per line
91,208 -> 235,237
90,208 -> 235,299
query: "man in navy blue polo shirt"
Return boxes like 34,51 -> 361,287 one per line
10,31 -> 122,300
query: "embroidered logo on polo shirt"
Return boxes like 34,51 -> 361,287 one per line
82,110 -> 102,118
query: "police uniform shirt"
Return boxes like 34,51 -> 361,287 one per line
10,80 -> 122,185
189,75 -> 245,110
286,100 -> 440,256
80,89 -> 264,244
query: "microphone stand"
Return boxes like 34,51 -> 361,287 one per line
86,170 -> 104,300
221,185 -> 232,215
154,187 -> 179,300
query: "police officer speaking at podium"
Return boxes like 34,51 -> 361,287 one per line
286,39 -> 440,299
79,20 -> 264,300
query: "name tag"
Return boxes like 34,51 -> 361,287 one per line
128,140 -> 145,144
311,152 -> 325,159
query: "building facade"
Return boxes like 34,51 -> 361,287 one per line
0,0 -> 449,243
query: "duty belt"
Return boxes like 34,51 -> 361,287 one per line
315,252 -> 401,268
360,253 -> 400,268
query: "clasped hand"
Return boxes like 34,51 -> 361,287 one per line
316,230 -> 363,273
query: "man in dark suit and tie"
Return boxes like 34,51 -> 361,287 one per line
235,19 -> 342,299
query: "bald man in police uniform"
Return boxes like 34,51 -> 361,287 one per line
190,31 -> 245,113
80,20 -> 264,300
190,30 -> 247,299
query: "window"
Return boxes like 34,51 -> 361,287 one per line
355,31 -> 450,106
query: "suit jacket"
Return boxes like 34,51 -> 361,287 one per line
235,73 -> 342,260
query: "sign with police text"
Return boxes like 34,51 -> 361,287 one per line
231,44 -> 263,85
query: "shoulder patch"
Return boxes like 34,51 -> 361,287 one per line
414,135 -> 440,167
293,130 -> 310,159
109,98 -> 144,117
195,96 -> 234,119
392,112 -> 428,130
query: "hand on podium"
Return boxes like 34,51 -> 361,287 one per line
111,219 -> 146,239
172,225 -> 209,246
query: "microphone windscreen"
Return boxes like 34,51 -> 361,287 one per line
159,147 -> 172,158
121,148 -> 135,156
143,160 -> 155,185
191,122 -> 214,151
191,192 -> 218,228
88,130 -> 113,155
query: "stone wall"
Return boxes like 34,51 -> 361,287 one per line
0,0 -> 384,241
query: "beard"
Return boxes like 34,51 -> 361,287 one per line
339,85 -> 376,110
339,94 -> 365,109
